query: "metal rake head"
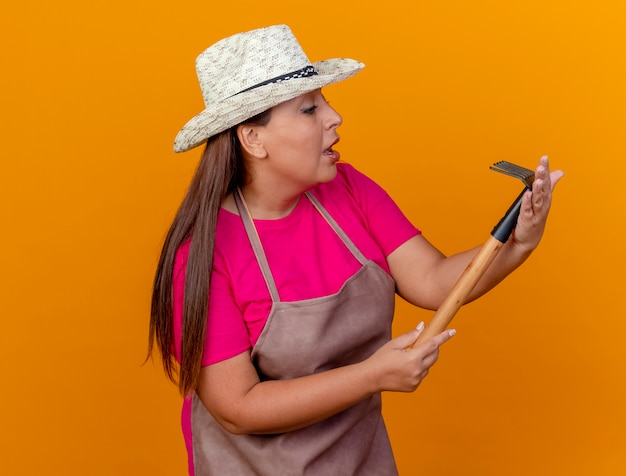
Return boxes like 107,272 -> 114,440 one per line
490,161 -> 535,189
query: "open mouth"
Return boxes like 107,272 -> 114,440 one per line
323,146 -> 340,162
323,138 -> 340,158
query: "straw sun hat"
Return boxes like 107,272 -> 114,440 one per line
173,24 -> 364,153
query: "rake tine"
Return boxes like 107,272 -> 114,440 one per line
491,161 -> 534,177
491,161 -> 534,175
492,160 -> 533,172
490,166 -> 528,179
490,161 -> 535,188
490,167 -> 532,183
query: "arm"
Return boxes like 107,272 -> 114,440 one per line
195,324 -> 454,435
388,156 -> 564,310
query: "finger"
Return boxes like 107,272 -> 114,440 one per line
532,178 -> 545,209
433,328 -> 456,347
414,329 -> 456,358
395,322 -> 425,348
536,156 -> 552,191
538,155 -> 565,192
520,189 -> 533,218
550,169 -> 565,190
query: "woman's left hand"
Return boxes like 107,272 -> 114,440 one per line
510,155 -> 565,252
389,154 -> 565,309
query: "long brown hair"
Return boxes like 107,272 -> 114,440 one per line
148,110 -> 271,396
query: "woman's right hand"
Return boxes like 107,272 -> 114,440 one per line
364,323 -> 455,393
196,323 -> 454,435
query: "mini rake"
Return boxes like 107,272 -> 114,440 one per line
406,161 -> 535,348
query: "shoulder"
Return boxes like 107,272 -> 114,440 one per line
173,209 -> 250,282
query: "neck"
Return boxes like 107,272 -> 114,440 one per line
238,184 -> 303,219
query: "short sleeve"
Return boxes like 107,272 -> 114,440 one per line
202,251 -> 251,365
172,241 -> 251,367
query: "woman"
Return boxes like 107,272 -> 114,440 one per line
149,24 -> 563,475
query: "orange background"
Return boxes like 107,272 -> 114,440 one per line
1,1 -> 625,475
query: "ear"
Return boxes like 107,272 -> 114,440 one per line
236,124 -> 268,159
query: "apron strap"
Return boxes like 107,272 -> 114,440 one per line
305,191 -> 369,266
234,188 -> 281,302
233,188 -> 370,302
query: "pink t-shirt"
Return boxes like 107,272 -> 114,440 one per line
173,163 -> 420,365
172,163 -> 420,474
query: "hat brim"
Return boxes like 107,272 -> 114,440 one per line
173,58 -> 364,153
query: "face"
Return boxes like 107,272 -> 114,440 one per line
250,89 -> 343,192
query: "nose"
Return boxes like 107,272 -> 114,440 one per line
325,103 -> 343,130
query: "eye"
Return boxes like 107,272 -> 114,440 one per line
301,104 -> 318,115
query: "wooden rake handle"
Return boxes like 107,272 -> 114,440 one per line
405,236 -> 503,348
405,187 -> 528,349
